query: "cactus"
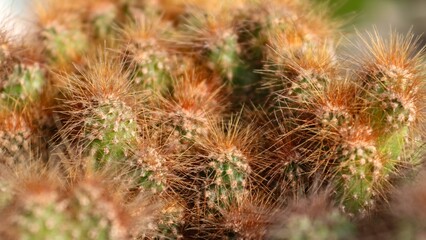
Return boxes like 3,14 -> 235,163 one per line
42,25 -> 88,65
154,200 -> 185,239
1,175 -> 133,240
0,0 -> 425,239
59,55 -> 141,169
266,40 -> 337,106
0,33 -> 46,109
0,112 -> 34,166
68,178 -> 131,240
1,63 -> 46,108
204,146 -> 251,212
269,191 -> 354,240
0,167 -> 73,240
84,97 -> 139,167
356,30 -> 425,164
333,122 -> 385,214
36,1 -> 89,66
13,187 -> 72,240
155,70 -> 225,155
197,117 -> 255,215
222,194 -> 279,239
132,145 -> 170,194
88,0 -> 119,39
121,16 -> 176,93
180,3 -> 249,84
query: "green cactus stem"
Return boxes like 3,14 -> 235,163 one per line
365,65 -> 417,132
277,210 -> 353,240
207,30 -> 242,83
126,38 -> 174,93
42,24 -> 88,65
155,201 -> 185,239
83,96 -> 139,169
68,180 -> 129,240
334,124 -> 385,214
204,147 -> 251,212
132,146 -> 169,194
0,114 -> 33,166
89,2 -> 118,39
8,184 -> 73,240
1,64 -> 46,108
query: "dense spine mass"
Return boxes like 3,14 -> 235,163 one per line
0,0 -> 424,239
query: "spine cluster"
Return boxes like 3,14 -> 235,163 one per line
0,0 -> 424,239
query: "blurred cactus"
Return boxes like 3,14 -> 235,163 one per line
88,0 -> 119,39
0,0 -> 424,239
269,191 -> 354,240
121,16 -> 177,93
0,175 -> 134,240
0,112 -> 33,166
1,64 -> 46,107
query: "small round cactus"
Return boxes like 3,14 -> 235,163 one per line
83,96 -> 140,168
155,70 -> 225,154
196,118 -> 255,214
266,42 -> 337,105
121,16 -> 176,93
36,1 -> 89,66
59,55 -> 141,169
359,31 -> 423,134
0,112 -> 34,166
1,63 -> 46,108
222,194 -> 279,239
88,0 -> 119,39
204,146 -> 251,211
13,187 -> 71,240
132,145 -> 170,194
154,200 -> 185,239
181,3 -> 247,84
269,191 -> 354,240
333,122 -> 387,214
68,178 -> 131,240
2,178 -> 133,240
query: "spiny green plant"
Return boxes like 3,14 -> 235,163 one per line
154,70 -> 225,153
67,177 -> 132,239
265,40 -> 337,105
130,127 -> 195,196
221,193 -> 280,239
333,121 -> 386,214
145,199 -> 186,239
196,116 -> 257,215
269,191 -> 354,240
354,30 -> 425,164
120,16 -> 178,93
58,54 -> 142,170
0,33 -> 47,109
0,174 -> 137,240
36,1 -> 89,67
87,0 -> 121,40
0,162 -> 68,239
0,0 -> 425,239
0,112 -> 34,166
179,2 -> 251,85
1,63 -> 46,107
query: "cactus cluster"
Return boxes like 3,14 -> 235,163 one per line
0,0 -> 425,239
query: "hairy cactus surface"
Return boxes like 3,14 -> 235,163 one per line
0,0 -> 425,239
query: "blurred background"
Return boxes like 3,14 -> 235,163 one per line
1,0 -> 425,44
